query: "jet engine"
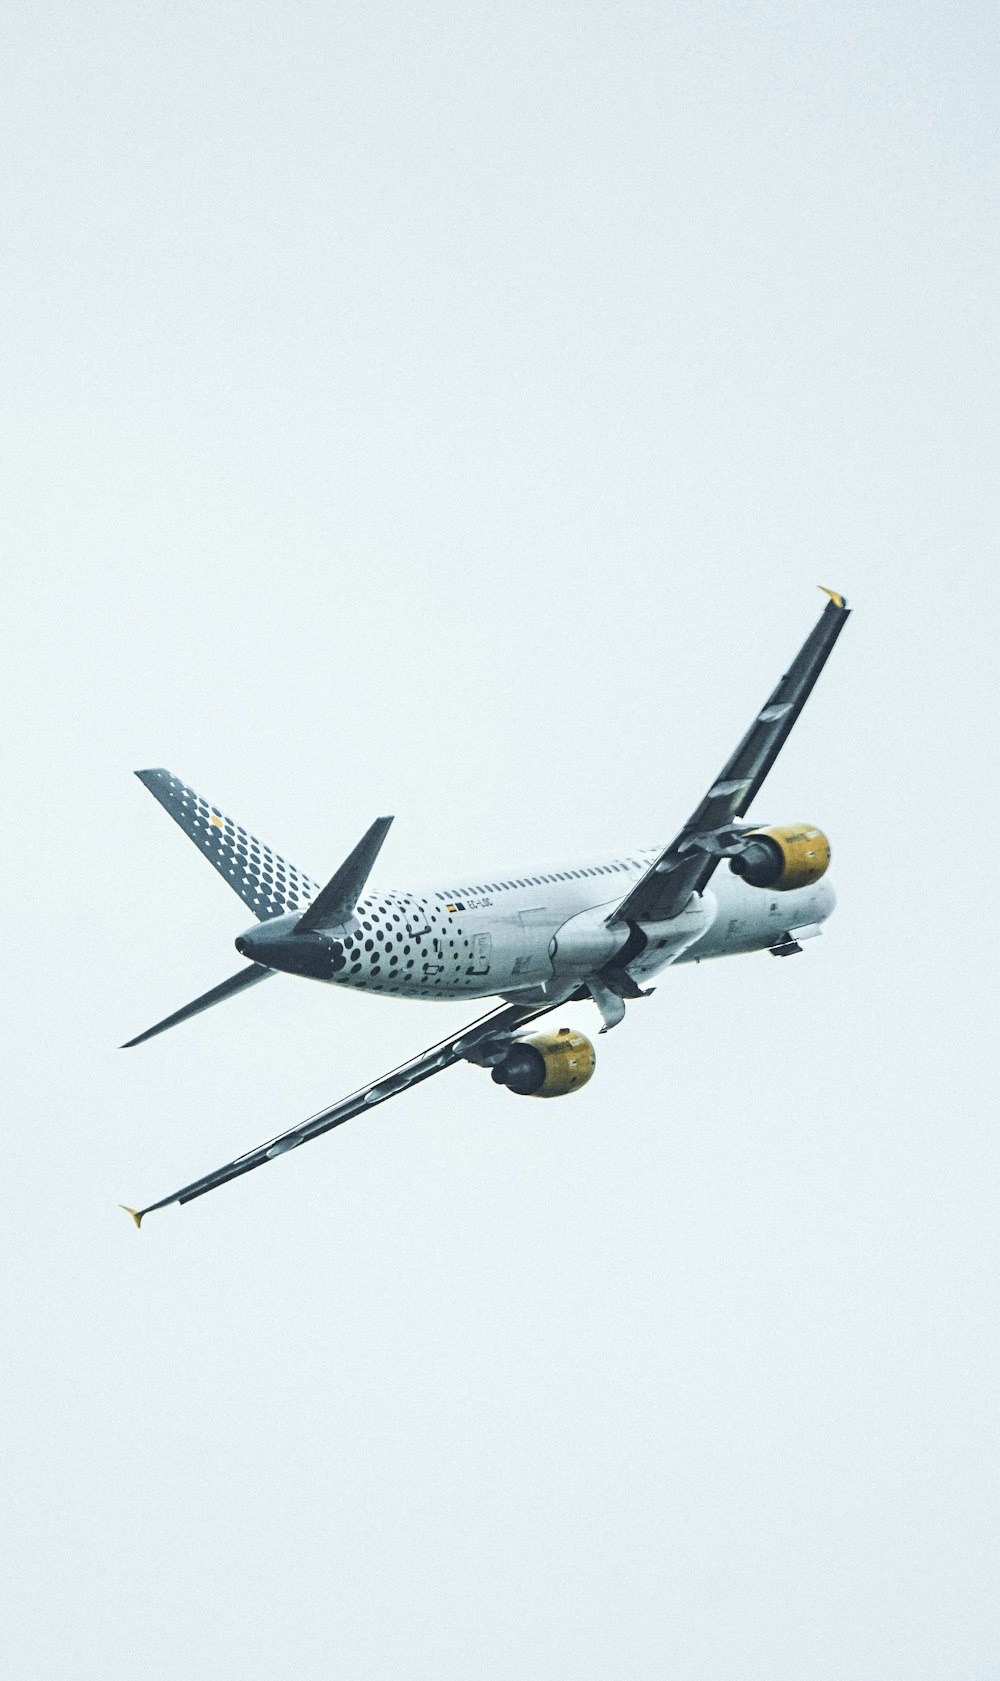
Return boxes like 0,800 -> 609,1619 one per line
491,1029 -> 596,1098
728,824 -> 830,891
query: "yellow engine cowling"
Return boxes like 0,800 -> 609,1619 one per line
729,824 -> 831,891
491,1028 -> 596,1098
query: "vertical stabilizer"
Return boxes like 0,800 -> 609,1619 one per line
135,769 -> 318,922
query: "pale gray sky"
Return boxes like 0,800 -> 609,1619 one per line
2,5 -> 999,1678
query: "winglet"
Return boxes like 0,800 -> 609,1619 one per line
120,1204 -> 144,1229
818,585 -> 848,608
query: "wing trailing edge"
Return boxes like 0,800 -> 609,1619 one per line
121,1000 -> 560,1224
608,589 -> 851,926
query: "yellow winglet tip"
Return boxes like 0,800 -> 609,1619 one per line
120,1204 -> 144,1229
818,585 -> 847,609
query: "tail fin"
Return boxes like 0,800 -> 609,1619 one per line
135,769 -> 318,922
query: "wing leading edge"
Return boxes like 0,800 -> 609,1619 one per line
121,998 -> 560,1225
609,588 -> 850,926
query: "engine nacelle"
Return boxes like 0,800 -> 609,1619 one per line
491,1028 -> 596,1098
728,824 -> 831,891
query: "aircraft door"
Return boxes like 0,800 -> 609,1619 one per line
466,932 -> 492,977
403,897 -> 431,940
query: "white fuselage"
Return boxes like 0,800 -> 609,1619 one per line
301,846 -> 836,1006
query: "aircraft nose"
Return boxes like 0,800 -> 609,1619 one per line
816,876 -> 837,920
234,932 -> 254,958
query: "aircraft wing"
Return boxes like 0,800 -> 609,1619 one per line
122,998 -> 559,1225
609,589 -> 850,926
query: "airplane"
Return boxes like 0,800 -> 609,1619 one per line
121,588 -> 850,1226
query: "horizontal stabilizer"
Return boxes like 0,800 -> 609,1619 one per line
294,816 -> 394,933
122,962 -> 274,1048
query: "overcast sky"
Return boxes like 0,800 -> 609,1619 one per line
2,4 -> 999,1678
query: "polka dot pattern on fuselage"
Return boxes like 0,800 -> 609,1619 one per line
338,894 -> 481,994
138,770 -> 650,999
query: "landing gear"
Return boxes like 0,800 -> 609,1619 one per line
580,964 -> 654,1034
585,974 -> 627,1034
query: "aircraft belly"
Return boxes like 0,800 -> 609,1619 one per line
624,890 -> 717,985
673,874 -> 836,962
